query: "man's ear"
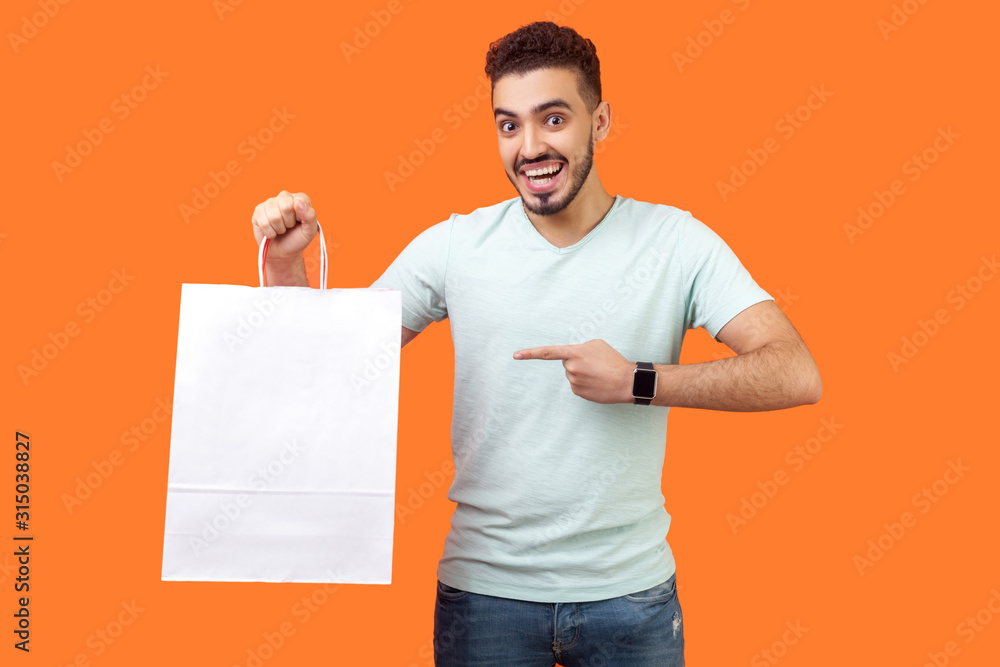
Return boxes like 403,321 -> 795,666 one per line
593,100 -> 612,142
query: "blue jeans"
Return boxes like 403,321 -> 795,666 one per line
433,572 -> 684,666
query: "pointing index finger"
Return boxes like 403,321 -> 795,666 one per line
513,345 -> 572,360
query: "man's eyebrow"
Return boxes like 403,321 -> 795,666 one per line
493,98 -> 573,119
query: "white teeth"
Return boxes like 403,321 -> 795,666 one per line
525,164 -> 562,177
533,177 -> 553,184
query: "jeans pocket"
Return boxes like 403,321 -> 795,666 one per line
623,573 -> 677,604
436,579 -> 470,601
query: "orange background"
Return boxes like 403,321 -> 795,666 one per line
5,0 -> 999,664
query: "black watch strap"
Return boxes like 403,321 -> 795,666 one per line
633,361 -> 655,405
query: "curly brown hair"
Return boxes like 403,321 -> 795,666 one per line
484,22 -> 602,111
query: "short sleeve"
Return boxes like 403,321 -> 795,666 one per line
369,216 -> 453,333
681,212 -> 773,340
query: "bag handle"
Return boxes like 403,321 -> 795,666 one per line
258,220 -> 328,289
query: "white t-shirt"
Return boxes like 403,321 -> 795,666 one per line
370,194 -> 773,602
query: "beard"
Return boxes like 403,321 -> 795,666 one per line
509,128 -> 595,216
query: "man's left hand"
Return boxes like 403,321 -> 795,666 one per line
513,339 -> 635,404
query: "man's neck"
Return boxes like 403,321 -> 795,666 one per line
522,180 -> 617,249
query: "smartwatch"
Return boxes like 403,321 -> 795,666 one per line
632,362 -> 657,405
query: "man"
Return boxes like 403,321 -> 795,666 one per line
251,21 -> 820,667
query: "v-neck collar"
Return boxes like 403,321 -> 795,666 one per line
517,195 -> 623,255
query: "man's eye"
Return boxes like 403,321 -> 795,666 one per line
546,116 -> 563,126
501,121 -> 516,132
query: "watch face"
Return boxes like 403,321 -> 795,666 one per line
633,368 -> 657,399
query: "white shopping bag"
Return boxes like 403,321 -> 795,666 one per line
161,222 -> 401,583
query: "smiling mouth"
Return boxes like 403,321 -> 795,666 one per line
523,163 -> 563,184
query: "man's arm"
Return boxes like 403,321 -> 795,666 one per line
401,326 -> 419,348
648,300 -> 821,411
511,301 -> 820,409
264,254 -> 309,287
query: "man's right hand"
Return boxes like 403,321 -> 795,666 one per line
251,189 -> 421,346
251,190 -> 318,262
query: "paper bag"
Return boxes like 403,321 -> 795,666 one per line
161,222 -> 401,583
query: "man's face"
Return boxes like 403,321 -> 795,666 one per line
492,67 -> 599,216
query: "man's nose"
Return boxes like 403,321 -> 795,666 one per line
520,124 -> 549,160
